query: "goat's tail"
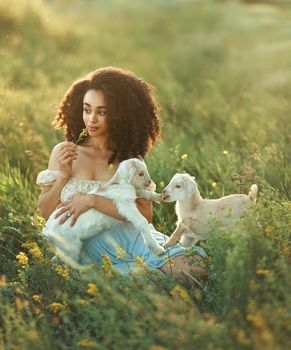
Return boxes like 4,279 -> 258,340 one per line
248,184 -> 258,203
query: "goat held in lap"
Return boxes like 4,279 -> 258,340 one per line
44,158 -> 164,268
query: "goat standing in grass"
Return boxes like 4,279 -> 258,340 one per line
162,173 -> 258,248
44,158 -> 164,268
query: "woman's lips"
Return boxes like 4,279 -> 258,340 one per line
88,126 -> 100,132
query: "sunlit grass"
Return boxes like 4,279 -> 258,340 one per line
0,0 -> 290,349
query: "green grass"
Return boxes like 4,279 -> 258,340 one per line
0,0 -> 290,349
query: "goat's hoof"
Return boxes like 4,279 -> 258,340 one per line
152,193 -> 162,203
163,242 -> 174,249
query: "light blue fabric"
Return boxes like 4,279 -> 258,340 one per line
79,223 -> 207,274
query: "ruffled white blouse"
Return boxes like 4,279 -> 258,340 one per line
36,169 -> 106,202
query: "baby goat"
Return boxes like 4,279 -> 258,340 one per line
44,158 -> 164,268
162,173 -> 258,248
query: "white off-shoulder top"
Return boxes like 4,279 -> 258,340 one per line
36,169 -> 107,202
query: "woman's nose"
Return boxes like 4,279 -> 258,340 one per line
88,112 -> 99,122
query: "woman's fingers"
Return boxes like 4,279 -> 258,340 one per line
69,213 -> 79,227
54,206 -> 71,218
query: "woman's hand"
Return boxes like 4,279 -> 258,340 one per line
56,142 -> 78,179
54,193 -> 93,227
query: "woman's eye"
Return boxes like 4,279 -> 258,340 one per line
84,109 -> 90,114
99,111 -> 107,116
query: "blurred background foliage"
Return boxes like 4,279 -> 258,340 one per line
0,0 -> 290,349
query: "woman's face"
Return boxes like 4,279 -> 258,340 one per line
82,89 -> 108,138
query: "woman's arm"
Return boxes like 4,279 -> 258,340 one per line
90,196 -> 153,223
38,176 -> 70,220
38,142 -> 77,219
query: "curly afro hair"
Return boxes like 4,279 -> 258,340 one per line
53,66 -> 161,164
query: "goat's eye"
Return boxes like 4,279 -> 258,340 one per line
139,172 -> 144,177
175,185 -> 181,188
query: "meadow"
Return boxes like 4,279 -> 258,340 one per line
0,0 -> 290,349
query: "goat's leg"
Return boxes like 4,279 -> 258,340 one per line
163,222 -> 188,248
118,203 -> 165,255
136,189 -> 162,203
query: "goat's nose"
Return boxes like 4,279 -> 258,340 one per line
162,191 -> 169,201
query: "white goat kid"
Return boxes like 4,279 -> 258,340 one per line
44,158 -> 164,268
162,173 -> 258,248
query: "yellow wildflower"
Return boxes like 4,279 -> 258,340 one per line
32,295 -> 42,303
211,181 -> 217,188
101,255 -> 114,276
135,256 -> 147,267
77,299 -> 88,306
22,242 -> 43,260
163,255 -> 174,266
170,285 -> 191,302
15,297 -> 29,310
76,339 -> 98,347
114,243 -> 126,260
265,225 -> 273,235
55,264 -> 70,279
48,302 -> 66,314
149,345 -> 167,350
256,269 -> 271,277
281,244 -> 290,257
16,252 -> 29,269
247,313 -> 265,328
87,283 -> 99,296
159,181 -> 165,188
0,275 -> 6,288
234,328 -> 250,346
222,150 -> 229,155
181,154 -> 188,161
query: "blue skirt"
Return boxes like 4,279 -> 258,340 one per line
79,223 -> 207,274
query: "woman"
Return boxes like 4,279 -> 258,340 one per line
37,66 -> 207,282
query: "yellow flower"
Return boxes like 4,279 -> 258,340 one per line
32,295 -> 42,303
159,181 -> 165,188
247,313 -> 265,328
256,269 -> 271,277
149,345 -> 167,350
265,225 -> 273,235
16,252 -> 29,269
114,243 -> 126,260
48,302 -> 66,314
76,127 -> 89,144
170,285 -> 191,302
222,150 -> 229,155
87,283 -> 99,296
0,275 -> 7,288
76,339 -> 97,348
282,244 -> 291,257
77,298 -> 88,306
15,297 -> 29,310
55,264 -> 70,279
135,256 -> 147,267
211,181 -> 217,188
181,153 -> 188,161
22,242 -> 43,260
234,328 -> 250,346
163,255 -> 174,266
101,255 -> 114,276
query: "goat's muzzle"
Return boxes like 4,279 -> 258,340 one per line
162,191 -> 170,201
